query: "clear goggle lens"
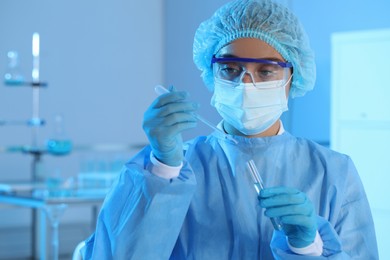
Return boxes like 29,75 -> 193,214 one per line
212,56 -> 292,86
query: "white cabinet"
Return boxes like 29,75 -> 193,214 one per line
331,29 -> 390,259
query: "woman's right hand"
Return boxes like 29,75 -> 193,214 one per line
142,87 -> 198,166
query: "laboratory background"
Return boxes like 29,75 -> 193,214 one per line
0,0 -> 389,259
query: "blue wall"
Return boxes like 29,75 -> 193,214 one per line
290,0 -> 390,144
165,0 -> 390,144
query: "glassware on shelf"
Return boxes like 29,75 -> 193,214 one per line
4,51 -> 25,86
45,115 -> 72,156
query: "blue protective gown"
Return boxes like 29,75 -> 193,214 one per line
83,131 -> 378,259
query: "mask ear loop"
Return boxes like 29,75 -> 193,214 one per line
282,69 -> 293,105
281,67 -> 293,88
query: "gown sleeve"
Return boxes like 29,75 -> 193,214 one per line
82,146 -> 197,259
269,157 -> 378,259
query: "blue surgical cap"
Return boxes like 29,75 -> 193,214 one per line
193,0 -> 316,98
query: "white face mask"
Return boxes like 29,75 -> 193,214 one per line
211,78 -> 289,135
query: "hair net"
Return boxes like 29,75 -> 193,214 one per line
193,0 -> 316,98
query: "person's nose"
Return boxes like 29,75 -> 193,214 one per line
241,71 -> 255,84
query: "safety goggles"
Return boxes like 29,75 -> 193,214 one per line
211,56 -> 293,84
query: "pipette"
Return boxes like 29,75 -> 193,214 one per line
247,159 -> 283,231
154,85 -> 237,144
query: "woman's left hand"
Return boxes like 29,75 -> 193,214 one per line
259,186 -> 317,248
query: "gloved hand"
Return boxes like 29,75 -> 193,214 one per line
142,86 -> 198,166
259,186 -> 317,248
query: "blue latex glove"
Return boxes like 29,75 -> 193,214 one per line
259,186 -> 317,248
142,86 -> 198,166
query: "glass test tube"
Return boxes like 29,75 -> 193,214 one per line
247,160 -> 283,231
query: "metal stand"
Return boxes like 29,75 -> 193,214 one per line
3,33 -> 50,259
31,150 -> 44,260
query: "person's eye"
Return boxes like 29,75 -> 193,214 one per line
219,64 -> 242,77
221,67 -> 240,74
258,69 -> 276,77
256,65 -> 280,80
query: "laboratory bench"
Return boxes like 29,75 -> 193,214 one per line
0,182 -> 108,260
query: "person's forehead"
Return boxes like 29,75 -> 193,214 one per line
217,38 -> 284,60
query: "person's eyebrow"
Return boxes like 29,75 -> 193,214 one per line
218,54 -> 286,63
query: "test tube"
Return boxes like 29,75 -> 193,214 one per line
247,160 -> 283,231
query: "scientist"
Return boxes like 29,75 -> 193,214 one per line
82,0 -> 378,259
